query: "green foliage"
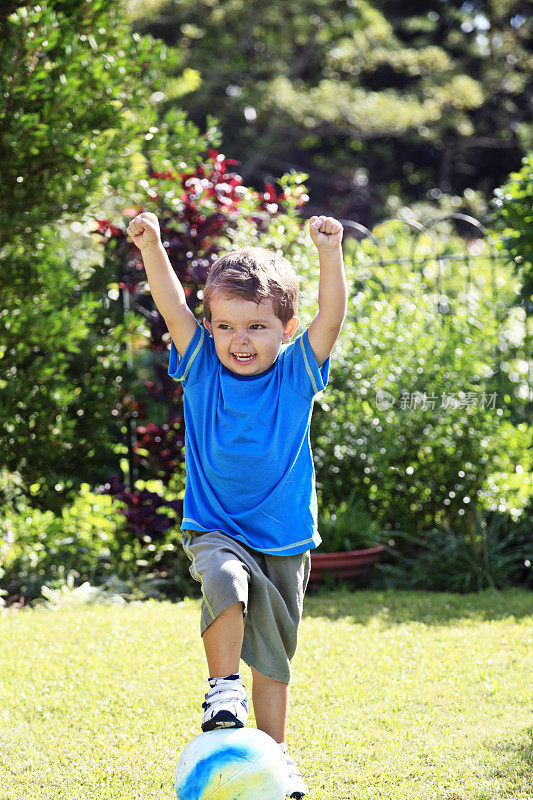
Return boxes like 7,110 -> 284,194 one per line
378,510 -> 532,593
312,223 -> 532,537
0,0 -> 181,244
1,487 -> 120,603
132,0 -> 531,216
265,74 -> 483,136
0,484 -> 195,604
317,493 -> 384,552
224,171 -> 321,328
38,572 -> 126,610
0,229 -> 135,509
491,152 -> 533,311
0,1 -> 212,510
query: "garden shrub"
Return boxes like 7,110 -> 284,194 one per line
312,229 -> 532,552
376,508 -> 532,592
491,152 -> 533,313
0,169 -> 318,605
317,492 -> 385,552
0,1 -> 203,512
0,483 -> 196,604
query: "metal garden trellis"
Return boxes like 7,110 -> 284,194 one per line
338,212 -> 532,402
116,209 -> 531,493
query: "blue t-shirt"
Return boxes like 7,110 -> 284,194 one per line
168,320 -> 330,556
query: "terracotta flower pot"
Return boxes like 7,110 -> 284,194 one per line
309,545 -> 385,584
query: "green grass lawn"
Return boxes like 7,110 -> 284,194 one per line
1,589 -> 532,800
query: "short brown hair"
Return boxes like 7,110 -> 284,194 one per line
203,247 -> 299,325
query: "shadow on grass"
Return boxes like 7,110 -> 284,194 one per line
303,587 -> 533,625
487,726 -> 533,791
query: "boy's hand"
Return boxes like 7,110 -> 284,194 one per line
309,215 -> 343,251
126,212 -> 161,251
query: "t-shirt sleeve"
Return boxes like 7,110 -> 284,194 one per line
282,327 -> 330,399
168,320 -> 218,386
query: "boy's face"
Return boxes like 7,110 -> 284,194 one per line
204,293 -> 299,376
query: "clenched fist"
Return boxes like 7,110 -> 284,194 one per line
309,215 -> 343,251
126,212 -> 161,251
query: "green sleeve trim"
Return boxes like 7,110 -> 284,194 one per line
179,326 -> 205,383
299,334 -> 319,395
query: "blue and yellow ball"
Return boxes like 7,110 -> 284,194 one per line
174,728 -> 289,800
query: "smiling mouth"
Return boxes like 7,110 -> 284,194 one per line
232,352 -> 256,363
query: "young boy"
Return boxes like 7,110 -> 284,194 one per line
127,210 -> 347,798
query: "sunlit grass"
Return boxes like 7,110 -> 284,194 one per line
0,590 -> 532,799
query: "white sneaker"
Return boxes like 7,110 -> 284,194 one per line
201,673 -> 248,732
279,743 -> 308,799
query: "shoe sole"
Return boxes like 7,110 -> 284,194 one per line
202,715 -> 245,733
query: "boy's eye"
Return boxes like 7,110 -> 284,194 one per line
217,324 -> 265,330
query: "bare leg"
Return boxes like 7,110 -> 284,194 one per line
201,601 -> 245,678
251,666 -> 289,743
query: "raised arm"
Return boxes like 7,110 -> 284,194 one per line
306,215 -> 347,366
126,212 -> 197,356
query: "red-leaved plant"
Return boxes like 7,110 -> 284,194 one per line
93,149 -> 291,579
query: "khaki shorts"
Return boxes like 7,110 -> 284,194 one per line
181,530 -> 311,683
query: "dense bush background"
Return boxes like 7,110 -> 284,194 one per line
313,227 -> 531,531
0,1 -> 530,603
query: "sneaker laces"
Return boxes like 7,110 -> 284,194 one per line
202,674 -> 248,712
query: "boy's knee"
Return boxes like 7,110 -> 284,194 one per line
201,558 -> 248,605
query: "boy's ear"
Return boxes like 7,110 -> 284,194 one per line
282,316 -> 300,342
203,317 -> 212,334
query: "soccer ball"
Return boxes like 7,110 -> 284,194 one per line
174,727 -> 289,800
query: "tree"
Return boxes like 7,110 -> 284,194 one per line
0,0 -> 208,510
490,153 -> 533,430
491,153 -> 533,314
132,0 -> 531,220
